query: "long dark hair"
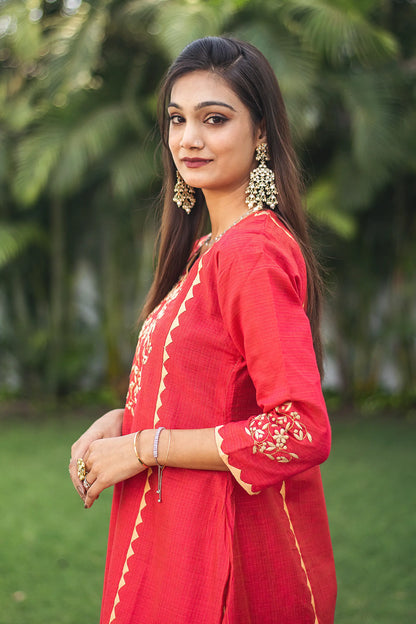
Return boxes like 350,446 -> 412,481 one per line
142,36 -> 324,375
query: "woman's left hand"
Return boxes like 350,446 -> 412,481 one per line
83,433 -> 146,509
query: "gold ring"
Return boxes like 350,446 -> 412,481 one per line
77,458 -> 87,481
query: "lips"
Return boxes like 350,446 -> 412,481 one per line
182,157 -> 212,168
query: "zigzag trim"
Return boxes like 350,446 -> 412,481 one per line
109,470 -> 152,623
214,426 -> 259,496
154,261 -> 202,426
108,261 -> 202,623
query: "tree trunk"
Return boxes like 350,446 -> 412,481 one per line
48,197 -> 65,395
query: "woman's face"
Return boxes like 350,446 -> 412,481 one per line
168,70 -> 262,196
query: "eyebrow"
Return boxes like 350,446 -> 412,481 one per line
167,100 -> 237,112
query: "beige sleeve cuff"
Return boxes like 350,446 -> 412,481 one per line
214,426 -> 259,496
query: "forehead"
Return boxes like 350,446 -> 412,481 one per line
169,70 -> 243,109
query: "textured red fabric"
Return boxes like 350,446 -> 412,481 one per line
100,211 -> 336,624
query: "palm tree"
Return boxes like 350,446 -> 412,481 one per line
1,0 -> 414,400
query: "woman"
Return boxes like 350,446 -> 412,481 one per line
69,36 -> 336,624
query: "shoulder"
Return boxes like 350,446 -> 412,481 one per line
212,211 -> 306,285
191,234 -> 210,256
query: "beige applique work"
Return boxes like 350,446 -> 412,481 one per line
125,279 -> 185,417
245,401 -> 312,463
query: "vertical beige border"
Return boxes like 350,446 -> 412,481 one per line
154,262 -> 202,426
109,471 -> 152,623
108,261 -> 203,623
280,481 -> 319,624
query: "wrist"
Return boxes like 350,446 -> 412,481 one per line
133,431 -> 148,468
140,429 -> 158,467
92,408 -> 124,438
139,428 -> 171,467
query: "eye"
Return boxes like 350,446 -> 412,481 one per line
169,114 -> 184,125
205,114 -> 228,125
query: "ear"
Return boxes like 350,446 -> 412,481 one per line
255,119 -> 267,144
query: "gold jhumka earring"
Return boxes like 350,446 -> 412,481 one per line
245,143 -> 278,210
173,171 -> 196,215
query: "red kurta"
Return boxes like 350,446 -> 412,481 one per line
100,210 -> 337,624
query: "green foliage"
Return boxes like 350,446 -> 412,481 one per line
0,223 -> 44,269
13,101 -> 141,203
0,0 -> 43,63
305,178 -> 356,237
280,0 -> 398,66
0,0 -> 415,399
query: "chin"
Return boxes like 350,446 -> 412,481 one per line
182,174 -> 209,189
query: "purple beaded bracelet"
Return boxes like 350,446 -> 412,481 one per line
153,427 -> 165,502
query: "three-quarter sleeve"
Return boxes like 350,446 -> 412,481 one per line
214,226 -> 331,494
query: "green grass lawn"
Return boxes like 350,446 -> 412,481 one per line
322,415 -> 416,624
0,409 -> 113,624
0,406 -> 415,623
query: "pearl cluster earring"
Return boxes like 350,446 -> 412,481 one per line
173,171 -> 196,214
245,143 -> 278,210
172,142 -> 278,215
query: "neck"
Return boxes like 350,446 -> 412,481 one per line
203,184 -> 250,239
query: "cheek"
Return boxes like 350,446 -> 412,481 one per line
217,127 -> 256,161
168,134 -> 176,153
168,137 -> 179,168
168,125 -> 180,148
224,143 -> 256,171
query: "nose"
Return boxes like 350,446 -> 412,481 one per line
179,122 -> 203,150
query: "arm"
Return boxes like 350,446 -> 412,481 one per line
138,427 -> 228,471
212,232 -> 331,494
82,427 -> 228,508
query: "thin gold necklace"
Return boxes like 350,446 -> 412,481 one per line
204,206 -> 263,249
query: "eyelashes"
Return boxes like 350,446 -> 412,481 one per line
169,114 -> 184,124
168,114 -> 229,126
206,115 -> 228,125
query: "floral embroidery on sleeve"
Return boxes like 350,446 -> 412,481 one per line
245,402 -> 312,463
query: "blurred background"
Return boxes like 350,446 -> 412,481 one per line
0,1 -> 415,623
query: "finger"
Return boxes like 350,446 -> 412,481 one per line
84,477 -> 103,509
83,446 -> 90,464
77,485 -> 87,501
83,473 -> 95,492
84,490 -> 95,509
68,464 -> 86,501
68,454 -> 90,501
83,440 -> 100,474
70,440 -> 90,465
68,457 -> 79,485
77,458 -> 88,485
69,435 -> 97,503
70,434 -> 96,472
